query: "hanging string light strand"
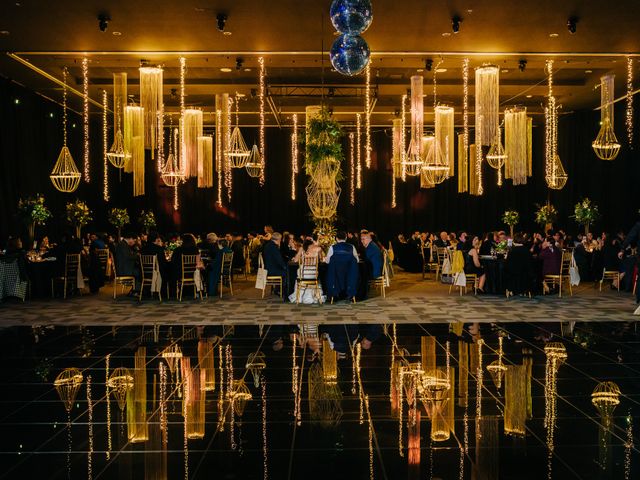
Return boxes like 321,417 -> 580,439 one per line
627,57 -> 634,148
83,57 -> 90,182
102,90 -> 109,201
259,57 -> 266,185
365,62 -> 372,168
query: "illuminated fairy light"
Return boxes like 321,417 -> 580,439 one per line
226,344 -> 236,450
627,57 -> 634,148
225,97 -> 233,202
400,94 -> 407,181
544,343 -> 567,480
259,56 -> 266,185
475,115 -> 484,195
461,409 -> 469,480
476,340 -> 484,422
446,340 -> 451,382
102,90 -> 109,202
367,398 -> 374,480
216,109 -> 223,206
349,132 -> 356,205
356,343 -> 363,424
105,354 -> 111,460
291,113 -> 298,200
390,128 -> 397,209
160,362 -> 168,448
365,62 -> 372,169
218,344 -> 225,432
292,334 -> 302,424
463,58 -> 469,167
157,106 -> 164,173
173,128 -> 180,211
183,361 -> 189,480
398,366 -> 404,457
82,57 -> 90,183
356,113 -> 362,188
87,375 -> 93,480
262,377 -> 268,480
625,414 -> 633,479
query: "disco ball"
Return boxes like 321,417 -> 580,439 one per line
330,0 -> 373,35
330,34 -> 370,76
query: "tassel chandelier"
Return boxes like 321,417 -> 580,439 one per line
592,73 -> 621,160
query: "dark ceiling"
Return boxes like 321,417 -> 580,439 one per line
0,0 -> 639,126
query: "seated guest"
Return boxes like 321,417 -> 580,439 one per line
171,234 -> 200,272
504,233 -> 534,296
361,231 -> 383,279
281,232 -> 298,262
553,230 -> 565,250
326,231 -> 359,301
87,233 -> 107,293
141,232 -> 169,274
209,239 -> 233,295
114,232 -> 141,290
434,231 -> 450,248
293,234 -> 323,263
539,237 -> 561,293
200,233 -> 219,261
262,225 -> 274,243
230,233 -> 245,270
479,232 -> 494,256
465,236 -> 486,292
262,232 -> 287,290
37,236 -> 52,254
457,232 -> 471,253
600,232 -> 623,288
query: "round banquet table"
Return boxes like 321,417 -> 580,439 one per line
27,257 -> 57,298
286,261 -> 368,301
480,256 -> 505,295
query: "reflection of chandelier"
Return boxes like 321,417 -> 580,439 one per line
54,368 -> 84,412
246,352 -> 267,388
228,379 -> 253,417
592,74 -> 621,161
486,335 -> 508,389
417,367 -> 450,416
246,144 -> 262,178
162,344 -> 183,374
107,367 -> 134,411
591,381 -> 620,471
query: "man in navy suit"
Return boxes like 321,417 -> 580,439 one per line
361,231 -> 383,278
262,232 -> 287,294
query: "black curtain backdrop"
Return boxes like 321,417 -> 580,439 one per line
1,75 -> 639,245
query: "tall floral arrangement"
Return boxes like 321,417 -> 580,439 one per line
108,208 -> 130,239
572,198 -> 600,235
534,203 -> 558,232
17,194 -> 51,242
502,210 -> 519,238
65,200 -> 92,238
138,210 -> 156,233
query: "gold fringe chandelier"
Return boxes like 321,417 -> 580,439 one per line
504,106 -> 530,185
592,74 -> 621,160
124,105 -> 145,196
197,135 -> 213,188
475,65 -> 500,146
50,67 -> 81,193
107,72 -> 130,169
183,109 -> 203,178
139,65 -> 163,155
403,75 -> 424,177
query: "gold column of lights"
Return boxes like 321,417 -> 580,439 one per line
224,96 -> 235,198
261,377 -> 268,480
545,60 -> 568,190
217,344 -> 225,431
246,352 -> 267,388
54,368 -> 83,479
472,115 -> 484,196
181,358 -> 190,480
527,116 -> 533,177
624,414 -> 633,480
475,416 -> 499,480
291,113 -> 298,200
349,132 -> 356,205
403,75 -> 424,176
139,66 -> 163,155
421,336 -> 436,373
437,105 -> 455,177
82,57 -> 90,183
225,345 -> 236,449
50,67 -> 81,193
105,355 -> 111,460
157,104 -> 165,173
127,347 -> 148,443
391,119 -> 403,208
107,73 -> 130,169
627,57 -> 634,147
215,107 -> 223,205
593,73 -> 621,160
259,56 -> 266,185
86,375 -> 93,480
400,94 -> 407,181
356,113 -> 362,188
308,362 -> 343,428
504,106 -> 528,185
475,65 -> 500,146
504,365 -> 527,436
424,107 -> 452,185
407,407 -> 421,469
591,381 -> 621,472
487,335 -> 508,390
322,339 -> 338,385
124,105 -> 145,196
183,359 -> 206,440
197,135 -> 213,188
544,342 -> 567,479
523,348 -> 533,420
458,340 -> 469,407
291,335 -> 302,425
197,339 -> 216,392
102,90 -> 109,201
227,95 -> 250,169
486,126 -> 507,186
459,58 -> 470,193
365,62 -> 372,169
183,109 -> 203,177
468,143 -> 479,195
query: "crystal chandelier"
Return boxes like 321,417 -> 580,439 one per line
504,106 -> 529,185
227,95 -> 251,168
50,67 -> 81,193
592,74 -> 621,160
161,128 -> 185,187
422,134 -> 449,185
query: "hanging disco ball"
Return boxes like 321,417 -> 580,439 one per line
330,0 -> 373,35
330,34 -> 370,76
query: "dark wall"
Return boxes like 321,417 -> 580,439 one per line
1,76 -> 638,244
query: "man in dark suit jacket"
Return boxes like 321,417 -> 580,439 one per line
361,231 -> 383,279
114,233 -> 140,288
263,232 -> 287,283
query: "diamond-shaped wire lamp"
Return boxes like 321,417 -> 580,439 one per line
245,143 -> 262,178
50,146 -> 81,193
402,138 -> 424,177
107,129 -> 131,168
487,359 -> 508,390
226,126 -> 251,168
54,368 -> 84,412
486,128 -> 507,169
160,153 -> 185,187
592,118 -> 621,161
107,367 -> 134,411
422,135 -> 449,185
246,352 -> 266,388
546,154 -> 568,190
228,379 -> 253,417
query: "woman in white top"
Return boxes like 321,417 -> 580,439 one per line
289,237 -> 326,304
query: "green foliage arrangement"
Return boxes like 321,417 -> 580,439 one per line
572,198 -> 600,234
534,203 -> 558,228
138,210 -> 157,232
304,108 -> 344,179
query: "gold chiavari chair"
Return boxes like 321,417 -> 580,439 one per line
600,268 -> 621,292
94,248 -> 110,279
543,250 -> 573,298
111,251 -> 136,300
220,251 -> 235,298
295,255 -> 322,304
139,254 -> 162,302
259,253 -> 283,299
177,254 -> 203,301
370,250 -> 390,299
435,247 -> 449,282
51,253 -> 81,299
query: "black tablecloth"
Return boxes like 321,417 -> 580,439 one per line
286,261 -> 368,301
481,257 -> 505,294
27,260 -> 57,298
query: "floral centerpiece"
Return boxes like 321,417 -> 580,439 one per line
572,198 -> 600,235
166,238 -> 182,253
534,203 -> 558,233
502,210 -> 519,238
65,200 -> 92,238
108,208 -> 130,239
138,210 -> 156,233
17,194 -> 51,243
495,240 -> 509,255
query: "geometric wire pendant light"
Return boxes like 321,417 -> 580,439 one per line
161,127 -> 185,187
107,129 -> 130,168
486,127 -> 507,169
107,72 -> 130,168
227,95 -> 250,168
592,74 -> 621,161
246,143 -> 262,178
50,67 -> 81,193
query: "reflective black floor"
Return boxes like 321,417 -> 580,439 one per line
0,321 -> 638,479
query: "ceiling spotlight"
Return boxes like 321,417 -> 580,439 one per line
235,57 -> 244,70
216,13 -> 227,32
451,15 -> 462,34
220,67 -> 232,73
567,16 -> 578,34
98,14 -> 110,33
425,59 -> 433,71
518,59 -> 527,72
